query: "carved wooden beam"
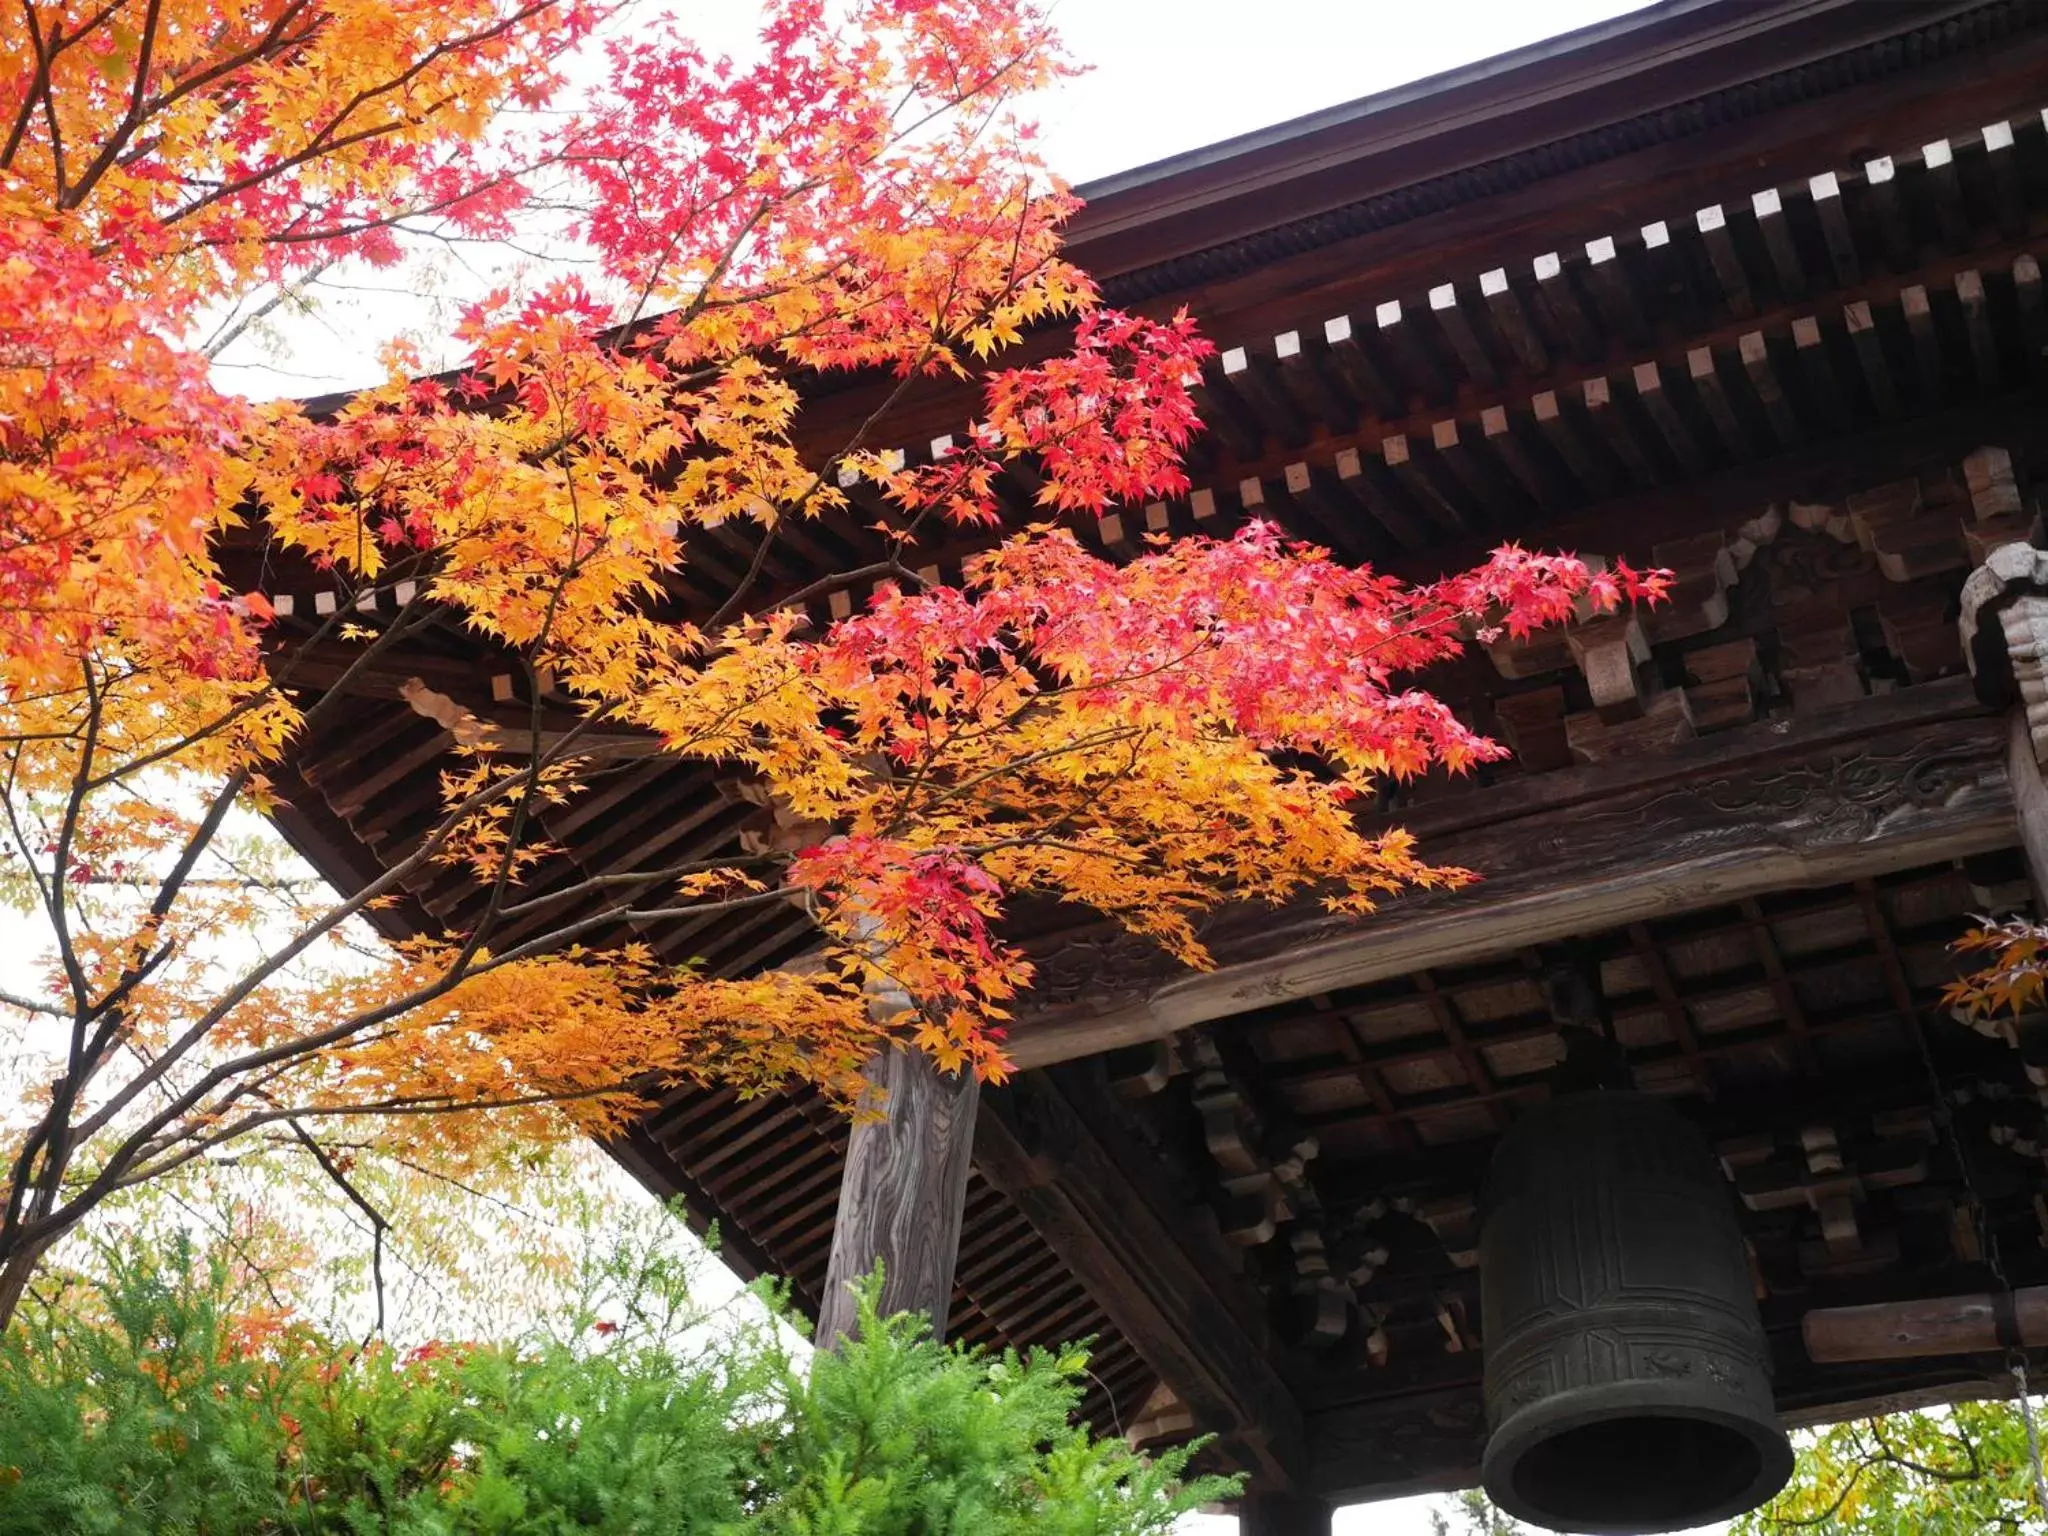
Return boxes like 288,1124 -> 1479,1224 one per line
1008,679 -> 2013,1069
972,1067 -> 1307,1487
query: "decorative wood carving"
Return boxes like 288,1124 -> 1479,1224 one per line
1304,1386 -> 1487,1504
1962,541 -> 2048,769
1008,683 -> 2013,1069
1185,1035 -> 1356,1348
1025,927 -> 1187,1012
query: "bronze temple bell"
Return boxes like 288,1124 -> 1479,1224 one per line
1478,1091 -> 1793,1533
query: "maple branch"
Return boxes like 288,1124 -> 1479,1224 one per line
63,750 -> 552,1153
201,259 -> 337,360
285,1118 -> 390,1340
151,1 -> 564,227
47,655 -> 103,1016
62,0 -> 164,207
0,989 -> 66,1019
0,0 -> 52,172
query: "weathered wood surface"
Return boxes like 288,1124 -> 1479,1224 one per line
1237,1491 -> 1334,1536
817,1045 -> 980,1345
974,1067 -> 1306,1486
1009,680 -> 2014,1068
2010,711 -> 2048,911
1804,1287 -> 2048,1363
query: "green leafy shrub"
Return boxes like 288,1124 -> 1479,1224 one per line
0,1227 -> 1232,1534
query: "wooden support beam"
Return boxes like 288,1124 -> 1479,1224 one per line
1532,250 -> 1597,357
974,1069 -> 1306,1484
1919,138 -> 1968,250
1689,344 -> 1753,459
1809,171 -> 1861,288
1740,329 -> 1804,450
1863,155 -> 1914,270
1480,267 -> 1548,374
1334,445 -> 1430,553
1844,300 -> 1903,422
1805,1287 -> 2048,1363
1983,120 -> 2027,239
1283,460 -> 1393,564
1382,431 -> 1469,535
1007,681 -> 2015,1069
819,1046 -> 981,1345
1793,316 -> 1853,434
1429,282 -> 1496,387
1303,1384 -> 1486,1506
1696,203 -> 1756,318
1740,896 -> 1821,1075
1532,387 -> 1614,497
1320,314 -> 1402,416
1582,373 -> 1657,487
1639,218 -> 1701,327
1632,358 -> 1705,474
1192,367 -> 1263,458
1274,329 -> 1352,431
1901,284 -> 1944,405
1431,418 -> 1517,526
1583,235 -> 1647,341
1955,269 -> 2001,393
1222,344 -> 1309,449
1375,299 -> 1450,404
1480,405 -> 1557,510
1752,187 -> 1806,299
2015,255 -> 2048,384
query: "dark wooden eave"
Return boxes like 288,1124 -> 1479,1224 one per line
1068,0 -> 2047,292
255,0 -> 2048,1496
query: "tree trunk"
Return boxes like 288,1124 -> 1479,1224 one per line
817,1044 -> 980,1346
0,1234 -> 56,1334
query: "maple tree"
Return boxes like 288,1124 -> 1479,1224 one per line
1735,1401 -> 2048,1533
0,0 -> 1663,1327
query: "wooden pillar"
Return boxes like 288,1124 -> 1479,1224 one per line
2008,711 -> 2048,906
1237,1490 -> 1333,1536
817,1044 -> 980,1345
1961,539 -> 2048,904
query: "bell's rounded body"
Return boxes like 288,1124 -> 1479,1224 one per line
1479,1091 -> 1792,1534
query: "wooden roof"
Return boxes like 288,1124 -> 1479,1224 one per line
257,0 -> 2048,1496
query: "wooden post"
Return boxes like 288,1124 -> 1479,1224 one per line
2008,711 -> 2048,907
817,1044 -> 980,1346
1960,542 -> 2048,904
1238,1490 -> 1333,1536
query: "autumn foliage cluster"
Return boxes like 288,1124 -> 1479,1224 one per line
0,0 -> 1658,1320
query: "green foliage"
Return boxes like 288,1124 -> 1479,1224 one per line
1427,1488 -> 1525,1536
0,1222 -> 1235,1535
1735,1401 -> 2048,1534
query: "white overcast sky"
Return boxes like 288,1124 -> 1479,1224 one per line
209,2 -> 1750,1531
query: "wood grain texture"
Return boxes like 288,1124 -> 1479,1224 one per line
2009,710 -> 2048,910
974,1068 -> 1307,1486
1237,1491 -> 1334,1536
1009,681 -> 2015,1068
1804,1287 -> 2048,1363
817,1046 -> 980,1345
